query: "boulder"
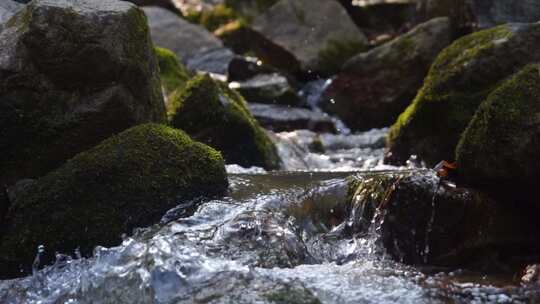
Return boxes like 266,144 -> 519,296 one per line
229,73 -> 301,106
386,22 -> 540,166
346,171 -> 540,268
155,47 -> 191,101
470,0 -> 540,29
251,0 -> 368,75
248,103 -> 337,133
0,0 -> 23,30
168,74 -> 281,170
322,17 -> 452,131
415,0 -> 474,34
0,0 -> 165,187
0,124 -> 228,278
456,64 -> 540,189
143,6 -> 234,74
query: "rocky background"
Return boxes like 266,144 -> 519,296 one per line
1,0 -> 540,288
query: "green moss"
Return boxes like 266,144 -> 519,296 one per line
317,39 -> 368,75
184,4 -> 241,32
456,64 -> 540,185
264,286 -> 321,304
155,47 -> 190,98
0,124 -> 227,277
386,25 -> 516,165
169,74 -> 281,170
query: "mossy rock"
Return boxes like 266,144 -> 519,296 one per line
0,0 -> 165,187
456,64 -> 540,187
386,22 -> 540,166
155,46 -> 190,98
346,170 -> 540,268
0,124 -> 228,278
169,74 -> 281,170
184,3 -> 240,32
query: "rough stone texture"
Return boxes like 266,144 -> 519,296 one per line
322,17 -> 452,131
248,103 -> 337,133
346,171 -> 540,268
0,124 -> 228,279
0,0 -> 23,30
251,0 -> 368,74
229,73 -> 301,106
143,6 -> 234,74
169,74 -> 282,170
386,22 -> 540,166
470,0 -> 540,29
456,64 -> 540,188
0,0 -> 165,187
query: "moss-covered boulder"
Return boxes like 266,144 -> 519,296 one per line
0,0 -> 165,187
169,74 -> 281,170
347,171 -> 540,268
251,0 -> 368,75
386,22 -> 540,166
456,64 -> 540,188
155,46 -> 190,101
322,17 -> 452,131
0,124 -> 228,278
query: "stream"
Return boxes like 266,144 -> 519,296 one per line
0,128 -> 536,303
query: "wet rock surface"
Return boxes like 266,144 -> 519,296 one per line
251,0 -> 368,74
248,103 -> 337,133
322,17 -> 452,131
0,0 -> 23,30
347,170 -> 540,268
0,0 -> 165,187
0,124 -> 228,279
143,6 -> 234,74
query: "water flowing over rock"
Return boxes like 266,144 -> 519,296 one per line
322,17 -> 452,131
386,22 -> 540,166
168,74 -> 282,170
248,103 -> 337,133
251,0 -> 369,75
456,64 -> 540,189
346,170 -> 540,268
0,124 -> 228,279
143,6 -> 234,74
0,0 -> 165,187
470,0 -> 540,29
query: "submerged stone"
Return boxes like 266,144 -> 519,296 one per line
322,17 -> 452,131
386,22 -> 540,166
0,0 -> 165,187
0,124 -> 228,278
169,74 -> 282,170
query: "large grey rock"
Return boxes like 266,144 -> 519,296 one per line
252,0 -> 368,74
143,6 -> 234,74
0,0 -> 23,30
470,0 -> 540,28
0,0 -> 165,186
322,17 -> 452,131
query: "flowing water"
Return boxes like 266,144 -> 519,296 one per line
0,126 -> 537,304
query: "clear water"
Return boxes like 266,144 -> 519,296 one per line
0,129 -> 535,303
